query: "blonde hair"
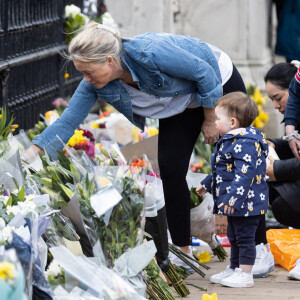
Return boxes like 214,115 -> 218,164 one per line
216,92 -> 259,127
68,22 -> 122,64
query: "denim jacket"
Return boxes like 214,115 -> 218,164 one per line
201,126 -> 269,217
33,32 -> 222,158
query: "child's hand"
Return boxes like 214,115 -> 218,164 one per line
196,184 -> 207,196
218,203 -> 235,214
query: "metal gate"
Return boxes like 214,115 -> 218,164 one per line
0,0 -> 84,131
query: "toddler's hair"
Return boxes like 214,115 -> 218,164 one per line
215,92 -> 259,127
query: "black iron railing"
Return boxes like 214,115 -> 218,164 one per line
0,0 -> 84,131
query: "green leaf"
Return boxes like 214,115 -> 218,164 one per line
56,150 -> 71,171
5,196 -> 12,207
18,186 -> 25,201
12,177 -> 19,190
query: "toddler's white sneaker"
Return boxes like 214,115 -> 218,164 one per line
288,258 -> 300,280
210,266 -> 234,284
220,268 -> 254,288
252,243 -> 275,278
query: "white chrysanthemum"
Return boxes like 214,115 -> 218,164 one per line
216,175 -> 223,184
243,154 -> 251,162
237,186 -> 245,195
234,144 -> 242,153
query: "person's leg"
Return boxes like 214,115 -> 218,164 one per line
272,196 -> 300,228
255,214 -> 268,245
233,216 -> 260,273
222,64 -> 247,94
158,106 -> 204,249
226,216 -> 240,269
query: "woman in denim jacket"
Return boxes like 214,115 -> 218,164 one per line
30,22 -> 246,258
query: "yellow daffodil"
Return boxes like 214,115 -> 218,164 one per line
202,293 -> 218,300
67,129 -> 85,147
0,262 -> 15,281
198,251 -> 211,263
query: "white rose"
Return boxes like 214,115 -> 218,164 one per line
65,4 -> 81,18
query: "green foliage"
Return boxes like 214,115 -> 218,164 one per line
64,14 -> 86,43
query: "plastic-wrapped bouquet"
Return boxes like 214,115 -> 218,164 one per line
93,165 -> 146,267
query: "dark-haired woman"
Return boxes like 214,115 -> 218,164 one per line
253,62 -> 300,280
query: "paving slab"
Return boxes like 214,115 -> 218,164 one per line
175,248 -> 300,300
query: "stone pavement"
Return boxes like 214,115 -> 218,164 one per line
178,248 -> 300,300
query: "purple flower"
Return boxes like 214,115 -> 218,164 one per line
3,190 -> 9,196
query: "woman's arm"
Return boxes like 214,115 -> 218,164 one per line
273,158 -> 300,181
32,79 -> 98,159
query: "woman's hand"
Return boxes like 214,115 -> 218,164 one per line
266,156 -> 277,180
196,184 -> 207,196
22,144 -> 44,164
285,125 -> 300,160
288,139 -> 300,160
202,107 -> 219,144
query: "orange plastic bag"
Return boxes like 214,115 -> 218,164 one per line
267,229 -> 300,271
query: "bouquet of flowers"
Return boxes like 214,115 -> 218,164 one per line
93,165 -> 145,267
64,4 -> 90,43
65,129 -> 95,159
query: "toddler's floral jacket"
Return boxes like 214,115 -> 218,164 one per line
201,126 -> 269,217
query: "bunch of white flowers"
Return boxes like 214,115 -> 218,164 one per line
65,4 -> 90,24
45,260 -> 63,279
0,226 -> 15,246
6,196 -> 37,217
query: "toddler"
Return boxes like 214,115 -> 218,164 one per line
197,92 -> 269,288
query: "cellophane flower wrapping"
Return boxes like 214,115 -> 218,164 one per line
0,136 -> 24,190
93,165 -> 146,268
5,216 -> 53,299
0,248 -> 26,300
50,245 -> 146,300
